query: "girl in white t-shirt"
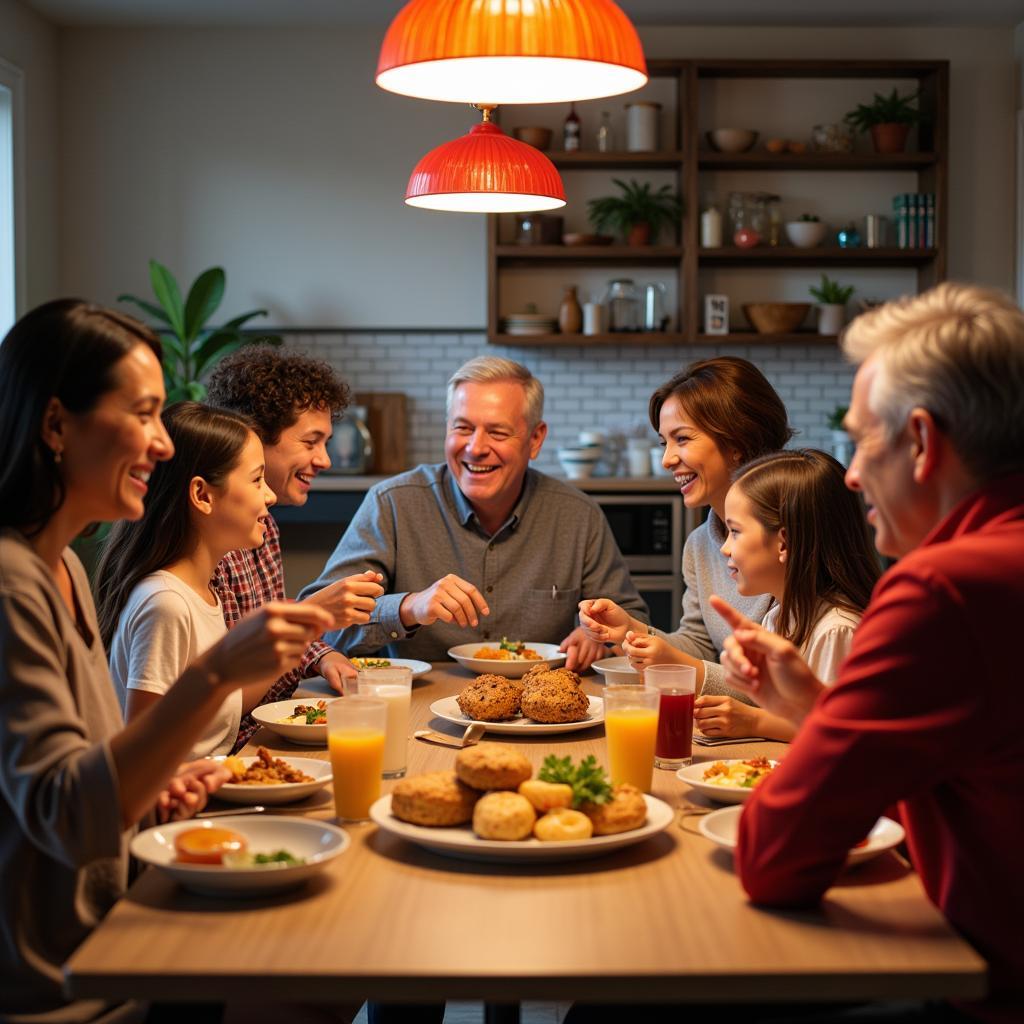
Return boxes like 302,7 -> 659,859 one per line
627,448 -> 880,742
99,401 -> 276,757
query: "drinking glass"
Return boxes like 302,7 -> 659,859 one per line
645,665 -> 696,769
357,666 -> 413,779
603,685 -> 660,792
327,696 -> 386,821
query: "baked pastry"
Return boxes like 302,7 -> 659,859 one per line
391,771 -> 479,827
582,783 -> 647,835
521,666 -> 582,695
533,808 -> 593,842
518,779 -> 573,812
456,674 -> 524,721
455,742 -> 532,792
472,791 -> 536,841
521,680 -> 590,723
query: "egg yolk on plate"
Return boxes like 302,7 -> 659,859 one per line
174,826 -> 247,864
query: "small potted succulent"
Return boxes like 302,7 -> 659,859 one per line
809,274 -> 855,335
587,178 -> 682,246
827,405 -> 852,466
844,88 -> 922,155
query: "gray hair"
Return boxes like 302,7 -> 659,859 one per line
446,356 -> 545,428
842,282 -> 1024,480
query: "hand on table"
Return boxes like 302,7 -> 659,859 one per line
711,594 -> 824,726
559,627 -> 606,673
319,651 -> 358,695
303,570 -> 385,628
578,598 -> 637,645
155,759 -> 231,823
694,694 -> 762,738
399,575 -> 490,629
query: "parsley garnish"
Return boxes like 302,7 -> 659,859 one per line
538,754 -> 612,807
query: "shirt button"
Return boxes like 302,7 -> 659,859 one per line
390,631 -> 398,639
482,631 -> 490,639
487,543 -> 495,551
486,585 -> 493,594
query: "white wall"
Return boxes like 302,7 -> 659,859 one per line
56,23 -> 1017,326
0,0 -> 58,309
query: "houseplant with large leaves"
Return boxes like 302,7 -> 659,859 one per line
119,260 -> 281,403
587,178 -> 682,246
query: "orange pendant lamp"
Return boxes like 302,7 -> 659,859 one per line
405,106 -> 566,213
378,0 -> 647,105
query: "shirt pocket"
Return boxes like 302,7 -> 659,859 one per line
519,587 -> 582,640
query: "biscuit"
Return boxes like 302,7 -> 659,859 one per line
582,783 -> 647,835
518,779 -> 573,812
521,681 -> 590,723
456,674 -> 524,721
521,667 -> 582,695
391,771 -> 479,827
455,742 -> 532,791
533,808 -> 593,841
472,791 -> 536,841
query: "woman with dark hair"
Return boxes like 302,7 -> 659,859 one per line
0,300 -> 331,1023
580,356 -> 794,698
697,448 -> 879,741
98,402 -> 276,758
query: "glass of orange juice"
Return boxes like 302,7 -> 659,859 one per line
603,685 -> 660,792
327,696 -> 386,822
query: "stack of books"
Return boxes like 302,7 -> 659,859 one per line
892,194 -> 936,249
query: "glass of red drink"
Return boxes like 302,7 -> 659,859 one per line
646,664 -> 696,769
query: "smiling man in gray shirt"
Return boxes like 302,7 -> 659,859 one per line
300,356 -> 647,671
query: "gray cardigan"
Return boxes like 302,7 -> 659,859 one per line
654,511 -> 773,696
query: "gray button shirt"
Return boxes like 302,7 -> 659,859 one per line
300,464 -> 649,661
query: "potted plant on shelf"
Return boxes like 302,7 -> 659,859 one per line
809,274 -> 855,336
843,88 -> 922,155
119,260 -> 281,402
827,405 -> 851,466
586,178 -> 682,246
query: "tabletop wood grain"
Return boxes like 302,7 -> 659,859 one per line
65,666 -> 987,1005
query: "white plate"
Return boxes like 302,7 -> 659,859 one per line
250,698 -> 338,746
591,656 -> 641,685
698,806 -> 906,867
447,642 -> 566,678
676,759 -> 781,805
213,755 -> 333,805
370,793 -> 673,863
430,694 -> 604,734
131,816 -> 349,896
350,658 -> 432,680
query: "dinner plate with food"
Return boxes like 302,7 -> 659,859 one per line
698,805 -> 906,867
430,665 -> 603,734
676,757 -> 780,804
350,657 -> 432,679
448,638 -> 566,678
370,743 -> 674,863
212,748 -> 333,805
250,698 -> 337,745
130,816 -> 349,896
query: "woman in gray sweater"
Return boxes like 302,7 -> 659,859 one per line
580,357 -> 792,697
0,300 -> 331,1023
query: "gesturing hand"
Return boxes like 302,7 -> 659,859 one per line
710,594 -> 824,726
155,759 -> 232,823
577,598 -> 635,645
304,569 -> 385,628
399,574 -> 490,629
559,627 -> 606,673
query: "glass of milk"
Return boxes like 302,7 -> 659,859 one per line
357,666 -> 413,778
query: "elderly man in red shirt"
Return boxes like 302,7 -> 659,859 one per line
714,282 -> 1024,1023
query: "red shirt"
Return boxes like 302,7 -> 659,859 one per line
213,514 -> 332,750
737,474 -> 1024,1019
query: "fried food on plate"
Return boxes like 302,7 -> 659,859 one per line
223,747 -> 314,785
455,742 -> 532,791
518,779 -> 573,812
472,791 -> 536,841
582,783 -> 647,835
533,808 -> 594,842
521,680 -> 590,724
391,771 -> 480,827
522,666 -> 582,695
456,674 -> 524,721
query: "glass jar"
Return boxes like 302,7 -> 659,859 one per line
811,123 -> 854,153
765,194 -> 782,246
727,192 -> 747,238
748,193 -> 768,238
602,278 -> 641,332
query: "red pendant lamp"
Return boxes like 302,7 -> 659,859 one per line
378,0 -> 647,105
405,107 -> 566,213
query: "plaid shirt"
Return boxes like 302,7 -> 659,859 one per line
213,513 -> 333,750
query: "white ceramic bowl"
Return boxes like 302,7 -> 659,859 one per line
130,816 -> 350,896
558,447 -> 601,480
785,220 -> 828,248
676,759 -> 781,805
591,656 -> 641,684
706,128 -> 758,153
250,698 -> 338,746
213,755 -> 333,806
698,806 -> 905,867
447,642 -> 566,677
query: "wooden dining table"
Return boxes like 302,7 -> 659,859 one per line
65,665 -> 987,1018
